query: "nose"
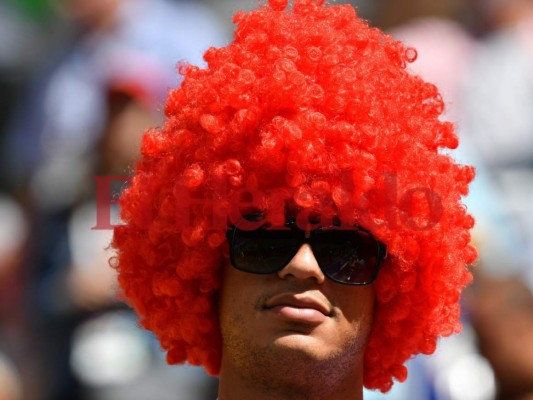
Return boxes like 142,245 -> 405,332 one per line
277,243 -> 325,284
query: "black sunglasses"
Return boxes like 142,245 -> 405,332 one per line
226,220 -> 386,285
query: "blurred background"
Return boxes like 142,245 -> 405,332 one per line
0,0 -> 532,399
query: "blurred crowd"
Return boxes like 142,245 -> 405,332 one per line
0,0 -> 532,399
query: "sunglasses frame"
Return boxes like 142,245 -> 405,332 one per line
226,220 -> 387,285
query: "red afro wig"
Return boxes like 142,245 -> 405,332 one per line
112,0 -> 477,392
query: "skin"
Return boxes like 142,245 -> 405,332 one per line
467,274 -> 533,399
100,95 -> 155,175
55,0 -> 121,32
218,243 -> 376,400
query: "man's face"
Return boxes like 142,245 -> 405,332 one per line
218,242 -> 376,389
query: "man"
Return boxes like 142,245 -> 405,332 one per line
112,1 -> 477,398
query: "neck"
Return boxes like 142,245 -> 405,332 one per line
218,358 -> 364,400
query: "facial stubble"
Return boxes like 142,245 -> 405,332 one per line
220,299 -> 371,399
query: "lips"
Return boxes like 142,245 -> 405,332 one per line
264,293 -> 332,324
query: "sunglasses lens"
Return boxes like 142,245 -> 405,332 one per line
231,229 -> 300,274
313,230 -> 381,284
228,225 -> 384,285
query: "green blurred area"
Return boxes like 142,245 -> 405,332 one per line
7,0 -> 53,20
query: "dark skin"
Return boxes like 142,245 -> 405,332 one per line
467,274 -> 533,400
56,0 -> 121,32
218,243 -> 376,400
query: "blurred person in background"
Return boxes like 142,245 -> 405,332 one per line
461,0 -> 533,399
0,1 -> 54,192
1,0 -> 226,398
3,0 -> 225,207
0,197 -> 28,400
466,275 -> 533,400
0,352 -> 22,400
463,0 -> 533,280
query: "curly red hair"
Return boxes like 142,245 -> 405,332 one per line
112,0 -> 477,392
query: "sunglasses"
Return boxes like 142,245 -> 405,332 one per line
226,220 -> 386,285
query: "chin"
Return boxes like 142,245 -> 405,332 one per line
269,331 -> 335,360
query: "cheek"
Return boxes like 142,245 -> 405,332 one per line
218,267 -> 239,330
218,265 -> 256,334
335,286 -> 376,337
